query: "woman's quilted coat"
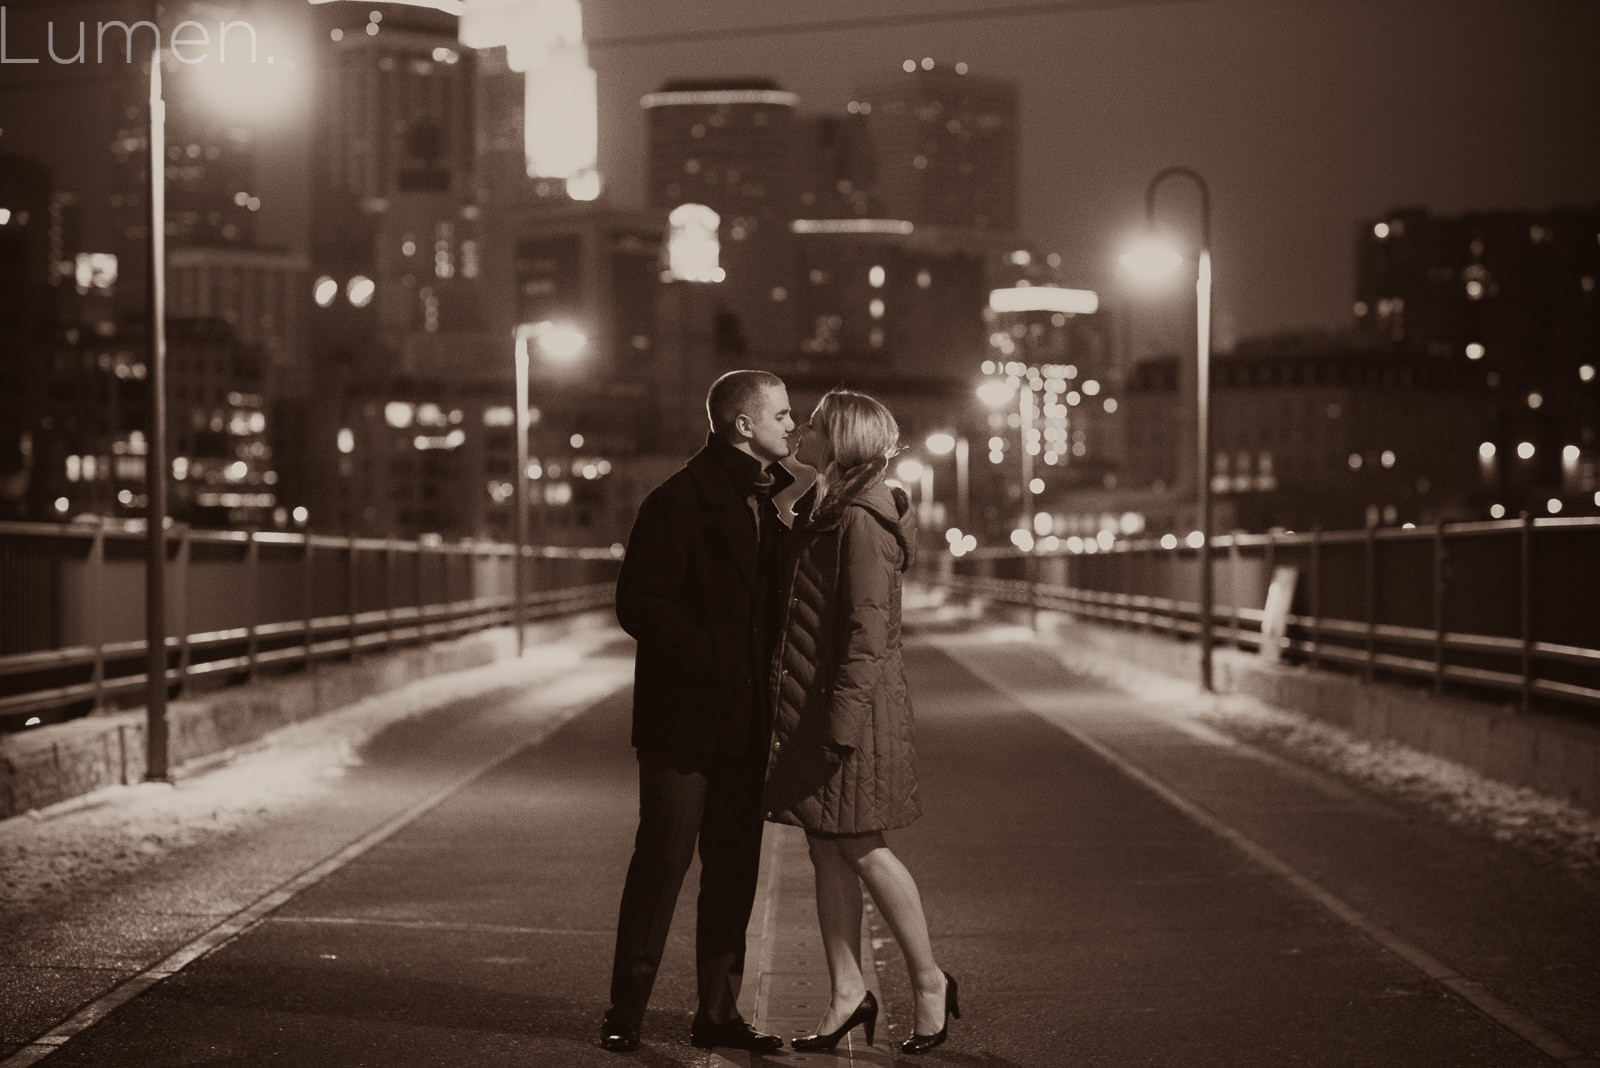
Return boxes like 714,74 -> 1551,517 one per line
764,460 -> 921,835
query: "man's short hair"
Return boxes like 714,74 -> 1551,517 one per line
706,370 -> 784,436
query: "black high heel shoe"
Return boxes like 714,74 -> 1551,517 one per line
791,991 -> 878,1051
899,971 -> 960,1055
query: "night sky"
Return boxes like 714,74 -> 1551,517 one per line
3,0 -> 1597,348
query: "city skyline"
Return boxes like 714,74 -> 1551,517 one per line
1,0 -> 1596,348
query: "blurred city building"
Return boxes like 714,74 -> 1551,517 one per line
853,60 -> 1018,235
1355,205 -> 1600,516
643,78 -> 803,362
1121,333 -> 1482,533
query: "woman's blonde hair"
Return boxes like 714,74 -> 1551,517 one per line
810,388 -> 901,479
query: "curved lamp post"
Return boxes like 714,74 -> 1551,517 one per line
1120,166 -> 1214,691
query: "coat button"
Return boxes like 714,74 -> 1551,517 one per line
773,740 -> 782,751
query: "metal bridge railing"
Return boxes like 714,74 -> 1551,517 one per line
935,515 -> 1600,713
0,522 -> 623,731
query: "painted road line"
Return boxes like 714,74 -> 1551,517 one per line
936,635 -> 1600,1068
0,671 -> 627,1068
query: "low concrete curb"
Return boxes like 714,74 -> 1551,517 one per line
992,604 -> 1600,815
0,613 -> 611,821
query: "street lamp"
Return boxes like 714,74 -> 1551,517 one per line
895,457 -> 934,527
512,321 -> 587,655
1119,166 -> 1214,691
144,54 -> 170,780
926,431 -> 969,533
977,376 -> 1040,627
138,42 -> 306,780
976,378 -> 1038,544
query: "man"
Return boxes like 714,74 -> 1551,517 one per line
600,370 -> 796,1054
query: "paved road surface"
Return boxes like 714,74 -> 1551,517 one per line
3,613 -> 1597,1066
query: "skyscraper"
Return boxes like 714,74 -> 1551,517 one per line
315,5 -> 476,202
854,61 -> 1018,235
643,78 -> 804,359
1355,205 -> 1600,512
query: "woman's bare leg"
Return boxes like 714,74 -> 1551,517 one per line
836,833 -> 948,1035
807,834 -> 870,1032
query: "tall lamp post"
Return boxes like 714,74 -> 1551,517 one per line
144,52 -> 170,780
1120,166 -> 1214,691
512,321 -> 587,655
138,37 -> 307,779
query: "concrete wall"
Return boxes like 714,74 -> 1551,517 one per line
1013,606 -> 1600,815
0,616 -> 597,821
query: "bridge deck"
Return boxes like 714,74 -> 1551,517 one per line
2,611 -> 1597,1066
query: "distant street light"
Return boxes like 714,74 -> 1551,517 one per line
1120,166 -> 1215,692
976,379 -> 1037,543
512,321 -> 587,655
926,431 -> 969,531
978,377 -> 1038,627
895,457 -> 935,526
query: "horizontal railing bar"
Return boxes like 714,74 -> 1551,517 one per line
1530,678 -> 1600,706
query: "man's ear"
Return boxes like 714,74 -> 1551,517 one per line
734,413 -> 754,439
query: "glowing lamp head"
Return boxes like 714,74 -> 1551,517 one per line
520,321 -> 588,364
926,432 -> 956,455
668,204 -> 722,283
976,380 -> 1016,408
1119,234 -> 1184,283
896,459 -> 926,483
567,169 -> 602,202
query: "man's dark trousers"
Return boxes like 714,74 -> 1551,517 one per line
608,748 -> 766,1028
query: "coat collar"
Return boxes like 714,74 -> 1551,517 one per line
794,458 -> 918,571
685,441 -> 797,591
687,436 -> 797,508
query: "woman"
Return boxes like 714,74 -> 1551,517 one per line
764,388 -> 959,1056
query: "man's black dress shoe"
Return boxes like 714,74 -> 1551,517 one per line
689,1019 -> 784,1052
599,1010 -> 641,1053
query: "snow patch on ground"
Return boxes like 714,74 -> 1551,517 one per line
1191,693 -> 1600,877
1101,665 -> 1600,880
0,636 -> 605,913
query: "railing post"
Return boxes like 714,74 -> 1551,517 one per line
1433,522 -> 1446,696
417,543 -> 428,645
385,539 -> 396,651
1026,550 -> 1039,631
90,524 -> 106,711
1309,527 -> 1322,669
347,534 -> 360,661
1229,535 -> 1241,650
1262,530 -> 1276,652
1520,512 -> 1533,712
245,533 -> 260,681
174,526 -> 192,696
303,534 -> 316,672
1364,523 -> 1377,683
